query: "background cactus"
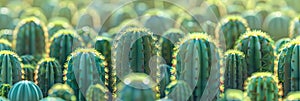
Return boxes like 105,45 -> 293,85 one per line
20,55 -> 38,66
21,64 -> 35,82
40,97 -> 65,101
86,84 -> 109,101
263,12 -> 290,40
0,50 -> 22,85
52,1 -> 77,23
218,89 -> 250,101
8,80 -> 43,101
13,17 -> 48,59
243,11 -> 262,30
0,29 -> 12,42
275,38 -> 291,54
0,84 -> 11,98
35,58 -> 63,96
289,16 -> 300,38
0,7 -> 13,30
47,19 -> 72,38
175,33 -> 220,100
157,64 -> 176,98
284,91 -> 300,101
235,30 -> 275,73
48,83 -> 76,101
77,26 -> 98,47
0,39 -> 11,51
164,80 -> 193,101
245,72 -> 279,101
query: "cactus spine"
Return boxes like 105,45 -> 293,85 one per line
35,58 -> 63,96
86,84 -> 109,101
48,83 -> 76,101
21,64 -> 35,81
236,30 -> 275,73
0,39 -> 11,51
0,84 -> 11,97
165,80 -> 193,101
175,33 -> 220,100
8,80 -> 43,101
0,50 -> 22,84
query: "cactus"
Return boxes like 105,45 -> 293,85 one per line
35,58 -> 63,96
48,83 -> 76,101
0,29 -> 13,42
47,20 -> 72,38
72,8 -> 101,30
20,55 -> 38,66
77,26 -> 98,47
284,91 -> 300,101
117,73 -> 156,101
0,84 -> 11,98
263,12 -> 290,40
112,28 -> 159,80
278,39 -> 300,96
201,21 -> 217,36
216,16 -> 249,50
157,64 -> 176,98
218,89 -> 250,101
0,50 -> 22,85
40,97 -> 65,101
245,72 -> 279,101
19,7 -> 47,23
175,14 -> 201,33
52,1 -> 77,23
21,64 -> 35,81
223,50 -> 247,90
235,30 -> 275,73
175,33 -> 221,100
13,17 -> 48,60
0,39 -> 11,51
160,29 -> 184,66
165,80 -> 193,101
275,38 -> 291,53
49,29 -> 83,72
243,11 -> 262,30
8,80 -> 43,101
86,84 -> 109,101
0,8 -> 13,29
289,16 -> 300,38
65,48 -> 107,101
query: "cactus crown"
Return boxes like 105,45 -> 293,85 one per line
50,29 -> 80,41
224,89 -> 244,99
37,58 -> 57,65
0,39 -> 11,46
122,27 -> 153,35
95,36 -> 112,42
237,30 -> 274,44
22,64 -> 35,69
182,33 -> 213,42
48,83 -> 74,94
48,20 -> 71,28
249,72 -> 273,78
0,50 -> 21,61
222,15 -> 248,25
224,49 -> 245,57
286,91 -> 300,100
17,16 -> 42,25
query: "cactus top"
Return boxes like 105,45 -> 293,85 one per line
47,20 -> 72,29
163,28 -> 184,35
285,91 -> 300,100
283,39 -> 300,48
37,58 -> 57,65
48,83 -> 74,94
120,73 -> 156,89
0,50 -> 21,61
15,17 -> 45,27
65,48 -> 106,67
95,36 -> 112,42
50,29 -> 80,41
122,27 -> 153,35
224,49 -> 245,57
0,39 -> 11,46
224,89 -> 244,100
180,32 -> 214,44
22,64 -> 35,69
238,30 -> 274,43
221,15 -> 248,25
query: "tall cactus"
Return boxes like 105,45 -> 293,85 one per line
86,84 -> 109,101
175,33 -> 221,100
235,30 -> 275,73
0,29 -> 12,42
65,48 -> 107,101
165,80 -> 193,101
223,50 -> 247,90
278,39 -> 300,96
47,20 -> 72,38
0,84 -> 11,97
13,17 -> 48,59
289,16 -> 300,38
49,29 -> 83,72
0,39 -> 11,51
21,64 -> 35,81
48,83 -> 76,101
8,80 -> 43,101
275,38 -> 291,54
284,91 -> 300,101
245,72 -> 279,101
216,16 -> 249,50
218,89 -> 250,101
0,50 -> 22,85
263,12 -> 290,40
35,58 -> 63,96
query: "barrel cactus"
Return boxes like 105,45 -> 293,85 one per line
0,39 -> 11,51
165,80 -> 193,101
175,33 -> 221,100
49,29 -> 83,72
47,19 -> 72,38
86,84 -> 110,101
245,72 -> 279,101
48,83 -> 76,101
65,48 -> 107,101
13,17 -> 48,59
275,38 -> 291,53
223,50 -> 247,90
243,11 -> 262,30
289,16 -> 300,38
8,80 -> 43,101
21,64 -> 35,82
20,55 -> 37,66
218,89 -> 250,101
263,12 -> 290,40
216,16 -> 249,50
0,84 -> 11,98
284,91 -> 300,101
235,30 -> 275,73
35,58 -> 63,96
0,29 -> 12,42
0,50 -> 22,85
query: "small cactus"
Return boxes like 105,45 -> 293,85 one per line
8,80 -> 43,101
47,20 -> 72,38
218,89 -> 250,101
242,11 -> 262,30
48,83 -> 76,101
263,12 -> 290,40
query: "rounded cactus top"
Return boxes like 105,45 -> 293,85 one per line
0,50 -> 21,60
224,49 -> 245,57
47,20 -> 72,29
223,89 -> 244,100
22,64 -> 35,69
48,83 -> 74,94
0,38 -> 11,46
180,33 -> 213,44
163,28 -> 184,35
51,29 -> 80,40
238,30 -> 274,42
40,97 -> 65,101
285,91 -> 300,100
221,15 -> 248,25
16,16 -> 45,27
95,36 -> 112,42
68,48 -> 104,59
283,39 -> 300,48
249,72 -> 274,78
122,27 -> 153,34
37,58 -> 57,64
119,73 -> 156,89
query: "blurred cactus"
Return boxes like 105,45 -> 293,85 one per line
40,97 -> 65,101
77,26 -> 98,47
165,80 -> 193,101
289,16 -> 300,38
20,55 -> 37,66
263,12 -> 290,40
0,29 -> 12,42
243,11 -> 262,30
284,91 -> 300,101
218,89 -> 250,101
0,7 -> 13,30
86,84 -> 110,101
47,19 -> 72,38
19,7 -> 47,23
275,38 -> 291,53
0,39 -> 11,51
52,1 -> 77,23
48,83 -> 76,101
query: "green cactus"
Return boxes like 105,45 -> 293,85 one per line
48,83 -> 76,101
86,84 -> 109,101
40,97 -> 65,101
289,16 -> 300,38
117,73 -> 156,101
263,12 -> 290,40
243,11 -> 262,30
72,8 -> 101,29
216,16 -> 249,50
20,55 -> 38,66
165,80 -> 193,101
8,80 -> 43,101
65,48 -> 107,101
47,20 -> 72,39
175,14 -> 201,33
175,33 -> 221,100
0,7 -> 13,29
223,50 -> 247,90
49,29 -> 83,72
19,7 -> 47,23
0,29 -> 12,42
284,91 -> 300,101
13,17 -> 48,60
157,64 -> 176,98
0,84 -> 11,98
235,30 -> 275,73
77,26 -> 98,47
52,1 -> 77,23
35,58 -> 63,96
275,38 -> 291,53
0,39 -> 11,51
160,29 -> 184,67
201,21 -> 217,36
21,64 -> 35,82
245,72 -> 279,101
0,50 -> 22,85
218,89 -> 250,101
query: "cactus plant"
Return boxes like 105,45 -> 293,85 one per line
218,89 -> 250,101
0,29 -> 12,42
117,73 -> 156,101
72,8 -> 101,30
13,17 -> 48,60
175,33 -> 221,100
0,50 -> 22,85
19,7 -> 47,23
0,84 -> 11,98
165,80 -> 193,101
223,50 -> 247,90
20,55 -> 38,66
40,97 -> 65,101
48,83 -> 76,101
201,21 -> 217,36
243,11 -> 262,30
157,64 -> 176,98
8,80 -> 43,101
275,38 -> 291,53
0,7 -> 13,30
21,64 -> 35,82
235,30 -> 275,73
175,14 -> 201,33
0,39 -> 11,51
244,72 -> 279,101
35,58 -> 63,96
263,12 -> 290,40
47,19 -> 72,38
216,16 -> 249,50
52,1 -> 77,23
77,26 -> 98,47
49,29 -> 83,72
289,16 -> 300,38
65,48 -> 107,101
86,84 -> 109,101
284,91 -> 300,101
